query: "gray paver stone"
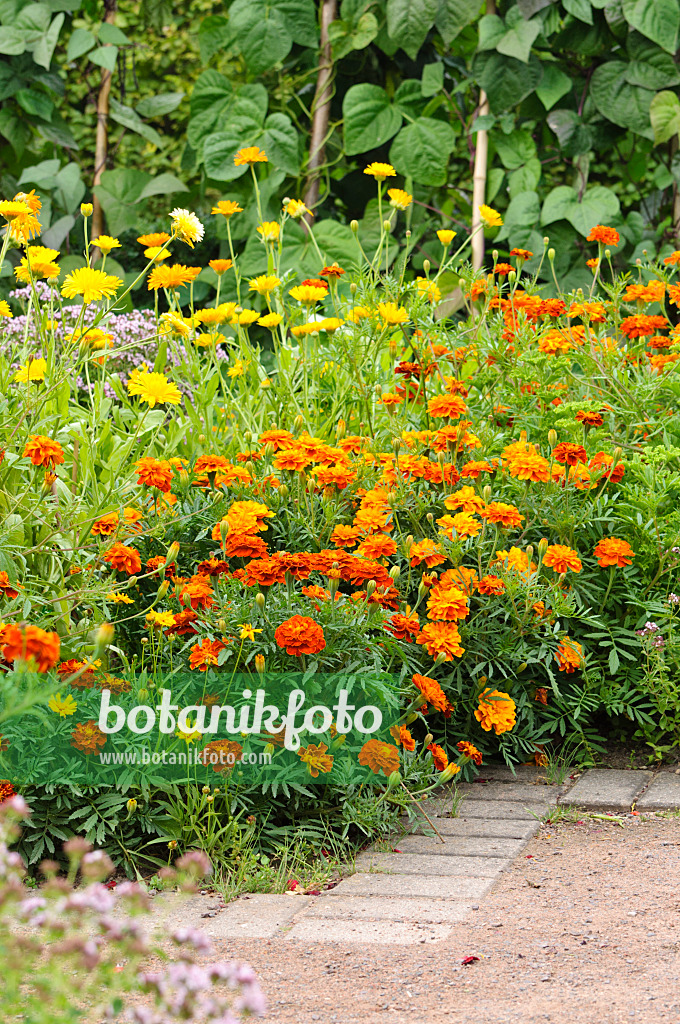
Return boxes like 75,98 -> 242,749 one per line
466,766 -> 548,784
285,918 -> 452,944
298,896 -> 473,923
385,834 -> 526,859
635,772 -> 680,810
355,852 -> 507,877
430,798 -> 549,820
325,872 -> 494,900
458,782 -> 558,804
192,894 -> 312,939
560,769 -> 646,811
431,816 -> 539,840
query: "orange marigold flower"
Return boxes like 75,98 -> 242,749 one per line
457,739 -> 483,765
199,738 -> 243,770
542,544 -> 583,574
178,574 -> 214,610
593,537 -> 635,568
409,539 -> 447,568
477,574 -> 505,595
0,571 -> 22,599
298,742 -> 334,777
358,738 -> 400,776
23,434 -> 64,469
553,442 -> 587,466
426,586 -> 469,621
103,542 -> 141,575
555,637 -> 583,674
510,248 -> 533,259
576,410 -> 604,427
444,486 -> 486,514
480,502 -> 523,528
234,146 -> 267,166
460,460 -> 494,479
134,457 -> 173,492
385,612 -> 421,640
320,263 -> 345,278
2,624 -> 60,672
330,525 -> 361,548
589,452 -> 625,484
474,688 -> 516,735
620,315 -> 667,339
389,724 -> 416,751
356,534 -> 397,560
441,565 -> 478,596
412,673 -> 454,715
189,638 -> 226,671
416,622 -> 465,661
535,687 -> 548,705
587,225 -> 619,246
71,720 -> 107,754
437,511 -> 482,540
91,512 -> 119,536
427,394 -> 467,418
624,280 -> 665,304
244,557 -> 287,587
427,742 -> 448,771
507,450 -> 549,482
275,615 -> 326,657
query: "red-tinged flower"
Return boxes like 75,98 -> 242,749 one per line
477,574 -> 505,595
385,613 -> 421,640
416,622 -> 465,661
389,724 -> 416,751
23,434 -> 64,469
427,742 -> 449,771
553,442 -> 587,466
412,673 -> 454,716
2,624 -> 60,672
480,502 -> 523,528
357,738 -> 400,776
409,539 -> 446,568
457,740 -> 482,765
555,637 -> 583,674
91,513 -> 119,536
275,616 -> 326,657
589,452 -> 624,484
103,542 -> 141,575
0,780 -> 16,803
189,638 -> 226,671
134,457 -> 173,492
426,586 -> 469,621
71,720 -> 107,754
244,557 -> 286,587
0,571 -> 22,599
542,544 -> 583,574
619,315 -> 667,339
427,394 -> 467,418
576,410 -> 604,427
320,263 -> 345,278
587,225 -> 619,246
593,537 -> 635,568
534,687 -> 548,705
506,451 -> 550,483
164,609 -> 199,636
178,574 -> 214,610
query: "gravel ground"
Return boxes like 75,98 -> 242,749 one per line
199,815 -> 680,1024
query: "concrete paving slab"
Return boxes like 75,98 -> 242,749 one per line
560,769 -> 646,811
325,872 -> 494,900
458,782 -> 558,804
298,896 -> 473,923
430,816 -> 539,840
467,765 -> 549,784
431,798 -> 548,820
194,894 -> 312,939
355,852 -> 507,877
285,917 -> 452,945
387,834 -> 526,859
635,772 -> 680,810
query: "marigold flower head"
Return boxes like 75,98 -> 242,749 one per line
289,283 -> 327,304
507,450 -> 550,483
377,301 -> 408,325
257,221 -> 280,242
103,542 -> 141,575
23,434 -> 64,468
576,410 -> 604,427
474,688 -> 516,735
410,538 -> 446,568
457,739 -> 483,765
283,198 -> 311,219
416,621 -> 465,661
555,637 -> 583,673
234,146 -> 268,166
209,259 -> 233,275
91,234 -> 121,254
249,274 -> 281,295
71,720 -> 107,754
587,225 -> 619,246
620,314 -> 667,339
61,267 -> 122,304
593,537 -> 635,568
138,232 -> 171,247
477,574 -> 505,595
553,442 -> 587,466
134,457 -> 173,492
437,229 -> 456,245
275,615 -> 325,657
426,585 -> 469,621
542,544 -> 582,574
2,624 -> 60,672
478,204 -> 502,227
211,200 -> 243,218
364,162 -> 396,181
388,188 -> 412,210
320,263 -> 345,279
170,208 -> 204,247
480,502 -> 523,528
427,394 -> 467,418
147,263 -> 200,291
189,638 -> 226,671
428,742 -> 449,771
14,357 -> 47,383
127,370 -> 181,408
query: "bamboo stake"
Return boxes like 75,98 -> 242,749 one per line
302,0 -> 337,222
91,0 -> 118,244
471,0 -> 496,271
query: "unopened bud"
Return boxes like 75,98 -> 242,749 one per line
434,652 -> 448,666
81,203 -> 93,217
255,592 -> 265,611
217,618 -> 226,630
255,653 -> 265,677
548,248 -> 555,261
389,565 -> 400,581
440,763 -> 460,783
157,580 -> 170,599
350,282 -> 357,294
543,236 -> 549,245
293,414 -> 304,433
198,434 -> 206,444
128,576 -> 138,587
219,519 -> 229,541
508,270 -> 516,283
386,770 -> 402,791
278,483 -> 289,499
126,798 -> 137,813
492,249 -> 499,262
547,429 -> 557,448
383,219 -> 391,232
537,537 -> 549,558
482,484 -> 492,502
423,259 -> 430,275
166,541 -> 180,564
366,580 -> 376,598
350,219 -> 359,234
423,733 -> 433,747
96,622 -> 114,647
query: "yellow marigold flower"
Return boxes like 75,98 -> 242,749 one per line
160,311 -> 192,338
209,259 -> 233,275
137,232 -> 171,247
170,207 -> 204,247
317,317 -> 343,332
233,309 -> 259,326
284,198 -> 311,219
61,267 -> 122,303
144,246 -> 171,261
227,359 -> 245,378
147,264 -> 200,291
249,274 -> 281,295
211,200 -> 243,218
364,162 -> 397,181
257,221 -> 280,242
0,300 -> 12,318
474,688 -> 516,735
239,623 -> 263,641
91,235 -> 121,254
48,692 -> 78,717
437,229 -> 456,245
196,303 -> 237,325
478,204 -> 502,228
234,146 -> 268,166
258,312 -> 283,328
106,591 -> 134,604
14,246 -> 61,283
176,720 -> 202,743
2,190 -> 41,241
416,277 -> 441,303
346,305 -> 371,323
14,357 -> 47,383
289,283 -> 327,304
196,330 -> 225,347
127,369 -> 182,408
388,188 -> 412,210
81,202 -> 93,216
0,199 -> 32,219
377,301 -> 408,325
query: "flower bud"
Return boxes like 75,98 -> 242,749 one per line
492,249 -> 499,262
405,711 -> 418,725
366,580 -> 376,598
350,282 -> 357,294
434,652 -> 448,666
392,436 -> 401,451
547,429 -> 557,448
439,762 -> 460,783
293,414 -> 304,433
255,653 -> 265,676
526,545 -> 534,563
386,770 -> 402,791
128,576 -> 138,587
383,219 -> 391,233
198,434 -> 206,444
278,483 -> 289,499
482,484 -> 492,502
219,519 -> 229,541
81,203 -> 93,217
127,798 -> 137,813
548,248 -> 555,261
423,733 -> 433,747
202,785 -> 210,794
350,219 -> 359,234
423,259 -> 430,275
543,236 -> 549,245
389,565 -> 400,581
336,418 -> 346,440
217,618 -> 226,630
95,622 -> 114,648
255,592 -> 266,611
157,580 -> 170,599
508,270 -> 516,283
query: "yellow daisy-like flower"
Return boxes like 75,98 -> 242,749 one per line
2,191 -> 41,241
317,317 -> 343,332
249,274 -> 281,295
170,207 -> 205,247
284,198 -> 311,219
0,300 -> 12,318
211,200 -> 243,218
48,692 -> 78,717
239,623 -> 263,641
257,221 -> 280,242
144,246 -> 171,261
91,235 -> 121,254
227,359 -> 245,378
14,246 -> 60,283
127,369 -> 182,408
232,309 -> 259,326
175,720 -> 202,743
289,284 -> 327,304
160,312 -> 192,338
106,591 -> 134,604
258,312 -> 283,328
14,357 -> 47,383
416,277 -> 441,303
146,610 -> 176,628
0,199 -> 32,220
196,330 -> 225,347
209,259 -> 233,275
61,267 -> 122,303
437,229 -> 456,245
364,162 -> 397,181
478,205 -> 503,228
388,188 -> 412,210
346,305 -> 371,323
377,301 -> 408,325
196,303 -> 238,325
234,146 -> 268,166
